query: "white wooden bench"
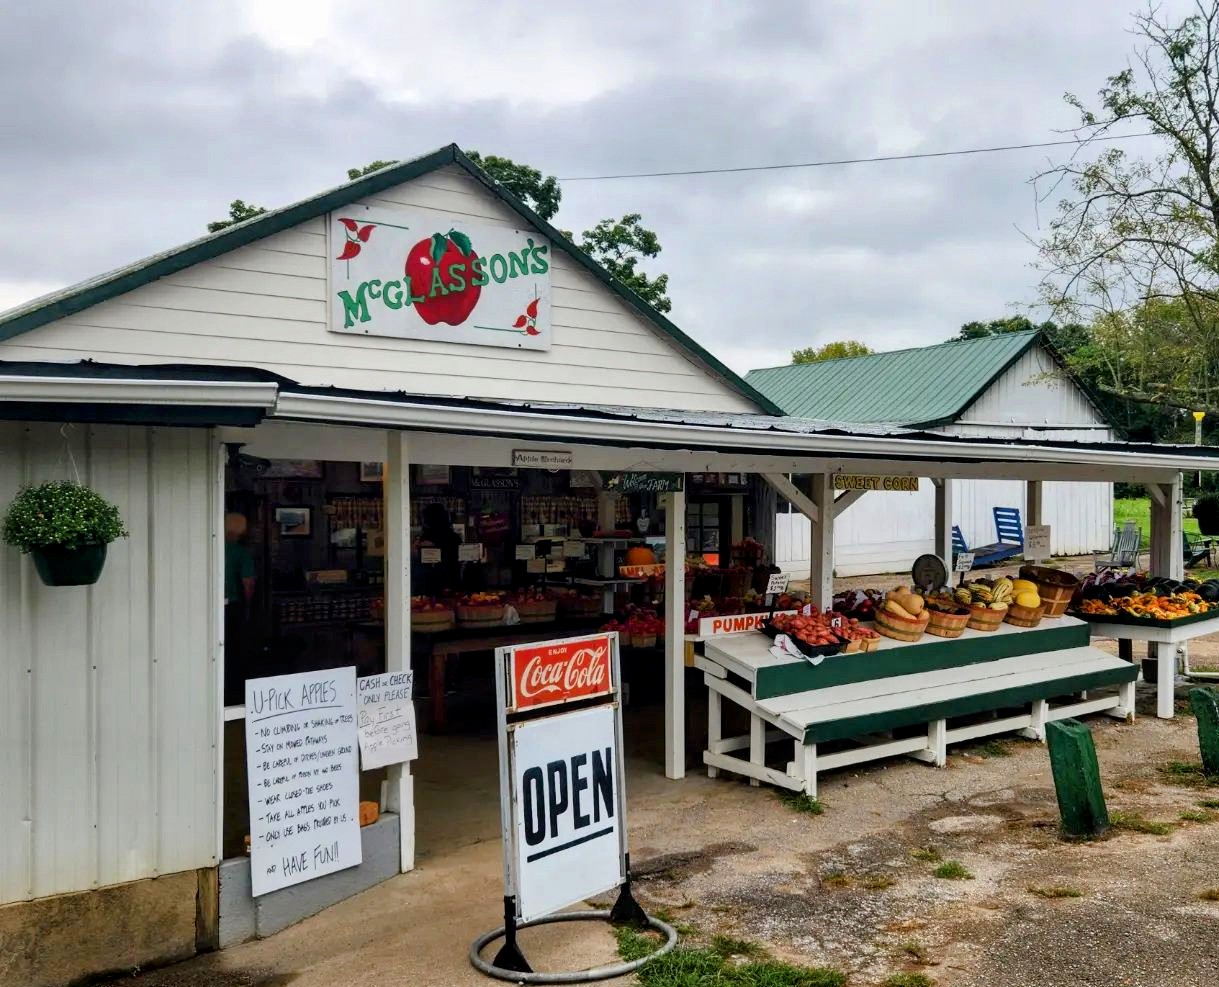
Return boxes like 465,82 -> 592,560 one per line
698,619 -> 1137,797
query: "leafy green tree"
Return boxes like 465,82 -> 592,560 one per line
791,340 -> 873,363
1034,2 -> 1219,412
347,160 -> 398,180
578,214 -> 671,313
465,151 -> 562,222
206,199 -> 268,233
955,316 -> 1090,355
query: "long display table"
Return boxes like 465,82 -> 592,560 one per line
698,616 -> 1137,797
1082,613 -> 1219,719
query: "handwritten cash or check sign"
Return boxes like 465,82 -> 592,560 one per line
356,671 -> 417,770
245,667 -> 361,897
1025,524 -> 1051,562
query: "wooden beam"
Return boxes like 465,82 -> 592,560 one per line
384,430 -> 415,872
760,472 -> 818,523
934,478 -> 954,568
809,473 -> 835,609
664,486 -> 687,780
832,487 -> 868,518
1026,479 -> 1044,526
1147,483 -> 1167,507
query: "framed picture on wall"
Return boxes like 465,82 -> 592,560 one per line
275,507 -> 312,537
359,462 -> 384,483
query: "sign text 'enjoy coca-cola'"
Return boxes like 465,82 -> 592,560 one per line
510,634 -> 614,712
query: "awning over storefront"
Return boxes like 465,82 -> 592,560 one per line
4,359 -> 1219,479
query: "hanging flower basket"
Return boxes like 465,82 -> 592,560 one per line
2,482 -> 127,587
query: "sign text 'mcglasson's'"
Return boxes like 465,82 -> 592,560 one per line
338,238 -> 550,328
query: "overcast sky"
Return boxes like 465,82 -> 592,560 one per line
0,1 -> 1191,375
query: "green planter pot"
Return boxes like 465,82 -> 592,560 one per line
30,544 -> 108,586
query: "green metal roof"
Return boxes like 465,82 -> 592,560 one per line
745,330 -> 1042,427
0,144 -> 782,416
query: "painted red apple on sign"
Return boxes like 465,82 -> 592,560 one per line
406,230 -> 480,326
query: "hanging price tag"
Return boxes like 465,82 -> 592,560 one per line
458,543 -> 483,562
525,558 -> 546,574
766,572 -> 790,596
515,544 -> 536,561
420,548 -> 441,564
562,540 -> 585,558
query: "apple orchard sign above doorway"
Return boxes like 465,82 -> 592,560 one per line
328,206 -> 552,351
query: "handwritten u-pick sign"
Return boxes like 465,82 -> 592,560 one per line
357,671 -> 417,770
245,668 -> 361,897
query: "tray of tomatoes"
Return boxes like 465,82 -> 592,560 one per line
761,611 -> 845,657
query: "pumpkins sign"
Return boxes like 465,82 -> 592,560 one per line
329,206 -> 552,351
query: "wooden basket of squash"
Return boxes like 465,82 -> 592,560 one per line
874,587 -> 930,642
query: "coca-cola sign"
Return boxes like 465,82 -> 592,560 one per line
510,634 -> 615,711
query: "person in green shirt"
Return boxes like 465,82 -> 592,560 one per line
224,512 -> 256,705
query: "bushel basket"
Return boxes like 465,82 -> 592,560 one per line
925,607 -> 969,639
1019,565 -> 1078,618
874,607 -> 927,642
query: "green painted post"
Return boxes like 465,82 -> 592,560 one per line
1188,687 -> 1219,777
1046,718 -> 1109,838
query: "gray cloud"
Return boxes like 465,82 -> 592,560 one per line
0,0 -> 1198,373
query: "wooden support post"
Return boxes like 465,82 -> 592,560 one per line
1188,687 -> 1219,776
799,743 -> 817,797
664,486 -> 687,780
1046,718 -> 1109,838
384,430 -> 415,872
749,714 -> 765,787
1149,475 -> 1185,719
809,473 -> 835,610
1107,680 -> 1137,722
1026,479 -> 1044,527
1020,698 -> 1049,742
927,718 -> 947,767
706,689 -> 721,779
933,478 -> 953,567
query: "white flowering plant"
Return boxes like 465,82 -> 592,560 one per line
2,481 -> 127,553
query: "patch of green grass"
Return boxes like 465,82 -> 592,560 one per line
910,847 -> 942,863
1159,761 -> 1219,788
776,790 -> 826,815
615,926 -> 848,987
710,934 -> 765,960
1198,888 -> 1219,901
1114,497 -> 1201,549
896,939 -> 929,962
1027,884 -> 1083,899
881,973 -> 936,987
821,869 -> 853,888
932,860 -> 973,880
861,873 -> 897,890
652,906 -> 699,936
974,740 -> 1012,758
1180,809 -> 1217,823
1198,798 -> 1219,809
1111,811 -> 1176,835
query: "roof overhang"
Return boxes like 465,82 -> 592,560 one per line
270,390 -> 1219,478
0,375 -> 279,427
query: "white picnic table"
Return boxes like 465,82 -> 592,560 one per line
697,617 -> 1137,797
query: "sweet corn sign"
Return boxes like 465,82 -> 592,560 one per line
833,474 -> 919,492
328,207 -> 552,351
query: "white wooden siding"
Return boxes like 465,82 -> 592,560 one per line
0,166 -> 757,413
956,346 -> 1106,427
0,424 -> 217,904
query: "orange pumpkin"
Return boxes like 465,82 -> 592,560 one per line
624,546 -> 656,566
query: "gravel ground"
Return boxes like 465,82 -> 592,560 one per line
104,681 -> 1219,987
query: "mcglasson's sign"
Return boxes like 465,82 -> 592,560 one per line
509,634 -> 613,712
495,632 -> 627,924
328,206 -> 552,351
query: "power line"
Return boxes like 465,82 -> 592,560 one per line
558,132 -> 1158,181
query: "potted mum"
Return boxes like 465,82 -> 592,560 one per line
2,481 -> 127,586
